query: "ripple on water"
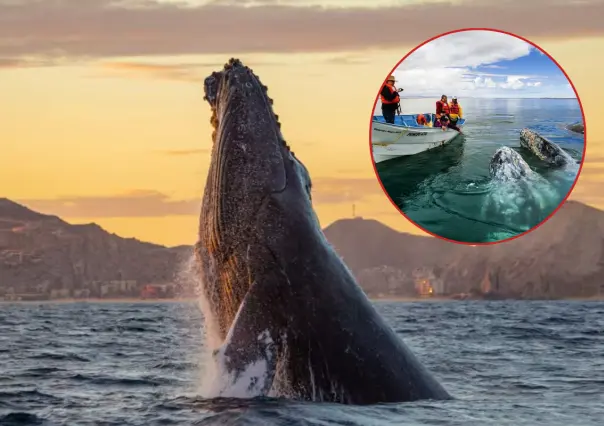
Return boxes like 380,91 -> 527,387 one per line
0,301 -> 602,425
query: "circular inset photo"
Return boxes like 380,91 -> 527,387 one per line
370,28 -> 586,245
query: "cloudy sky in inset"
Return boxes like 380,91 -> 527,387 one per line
394,31 -> 576,98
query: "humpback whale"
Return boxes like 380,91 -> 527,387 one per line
519,128 -> 574,167
195,58 -> 451,405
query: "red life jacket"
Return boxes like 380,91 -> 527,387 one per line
450,103 -> 460,114
381,84 -> 400,105
436,100 -> 450,115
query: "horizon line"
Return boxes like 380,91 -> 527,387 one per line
399,96 -> 578,100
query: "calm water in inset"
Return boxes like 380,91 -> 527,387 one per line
373,98 -> 584,243
1,301 -> 603,425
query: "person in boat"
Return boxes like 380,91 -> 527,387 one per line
435,114 -> 450,131
447,120 -> 462,132
416,114 -> 428,126
448,96 -> 463,133
380,75 -> 403,124
435,95 -> 450,122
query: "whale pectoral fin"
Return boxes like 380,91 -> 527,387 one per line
213,287 -> 279,398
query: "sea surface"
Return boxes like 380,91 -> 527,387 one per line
1,300 -> 603,425
373,98 -> 584,243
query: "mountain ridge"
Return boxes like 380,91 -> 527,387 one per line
1,198 -> 603,300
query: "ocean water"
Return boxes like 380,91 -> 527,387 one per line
1,301 -> 603,425
373,98 -> 584,243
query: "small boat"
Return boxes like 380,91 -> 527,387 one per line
372,113 -> 466,163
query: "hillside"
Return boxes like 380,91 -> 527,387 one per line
0,198 -> 191,300
1,198 -> 603,300
324,201 -> 604,299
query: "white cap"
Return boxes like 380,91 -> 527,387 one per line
452,96 -> 457,100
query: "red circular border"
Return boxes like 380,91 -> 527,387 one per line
368,27 -> 588,246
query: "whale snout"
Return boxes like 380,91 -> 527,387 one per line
489,146 -> 531,181
203,58 -> 288,198
203,72 -> 221,107
491,146 -> 517,164
204,59 -> 272,116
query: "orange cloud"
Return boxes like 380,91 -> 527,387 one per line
1,0 -> 603,62
17,191 -> 201,218
0,58 -> 22,68
100,59 -> 295,81
15,176 -> 384,219
101,62 -> 202,82
160,149 -> 209,156
0,57 -> 61,68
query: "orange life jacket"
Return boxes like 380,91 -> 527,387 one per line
381,84 -> 400,105
417,114 -> 427,125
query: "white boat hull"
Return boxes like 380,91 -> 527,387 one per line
371,114 -> 465,163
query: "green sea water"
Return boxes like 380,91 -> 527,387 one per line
374,97 -> 584,243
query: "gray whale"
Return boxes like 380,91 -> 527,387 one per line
489,146 -> 534,182
519,128 -> 574,167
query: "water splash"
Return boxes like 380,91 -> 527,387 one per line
205,328 -> 276,399
175,253 -> 278,400
174,253 -> 224,396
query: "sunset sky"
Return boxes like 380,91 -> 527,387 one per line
1,0 -> 602,247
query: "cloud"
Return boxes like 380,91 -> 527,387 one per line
16,176 -> 383,219
100,57 -> 292,81
18,190 -> 201,218
500,75 -> 527,90
0,57 -> 63,68
0,58 -> 22,68
324,54 -> 372,65
0,0 -> 603,63
102,62 -> 202,82
401,30 -> 534,69
393,30 -> 575,98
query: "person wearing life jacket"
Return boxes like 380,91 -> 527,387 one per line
416,114 -> 428,126
448,96 -> 463,133
435,114 -> 449,131
435,95 -> 450,121
380,75 -> 403,124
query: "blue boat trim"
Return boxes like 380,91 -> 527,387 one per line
373,114 -> 466,128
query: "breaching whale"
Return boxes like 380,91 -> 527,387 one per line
194,58 -> 451,405
519,128 -> 574,167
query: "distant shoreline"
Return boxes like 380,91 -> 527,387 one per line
372,296 -> 604,302
0,297 -> 199,304
372,296 -> 453,302
1,296 -> 602,304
